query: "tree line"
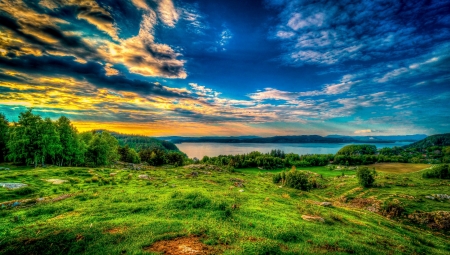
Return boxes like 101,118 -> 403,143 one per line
0,110 -> 186,167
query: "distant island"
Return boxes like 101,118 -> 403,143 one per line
160,134 -> 427,144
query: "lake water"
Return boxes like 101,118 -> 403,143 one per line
177,142 -> 412,159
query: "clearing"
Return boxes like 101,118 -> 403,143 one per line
365,163 -> 431,173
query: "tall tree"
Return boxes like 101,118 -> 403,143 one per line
40,118 -> 61,165
7,109 -> 43,167
0,113 -> 9,162
56,116 -> 79,166
87,131 -> 119,166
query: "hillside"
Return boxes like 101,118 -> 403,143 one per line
404,133 -> 450,151
0,164 -> 449,254
96,130 -> 180,152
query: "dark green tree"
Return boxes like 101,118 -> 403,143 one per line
356,167 -> 377,187
7,109 -> 43,167
0,113 -> 9,162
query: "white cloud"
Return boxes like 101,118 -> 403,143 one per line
354,129 -> 371,134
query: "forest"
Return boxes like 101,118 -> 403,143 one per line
0,110 -> 185,168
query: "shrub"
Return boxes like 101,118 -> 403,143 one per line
272,173 -> 282,184
356,167 -> 377,187
13,186 -> 35,196
381,199 -> 405,218
422,164 -> 450,179
285,170 -> 311,191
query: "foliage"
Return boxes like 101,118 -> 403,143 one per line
0,113 -> 9,162
422,164 -> 450,179
118,145 -> 140,164
336,144 -> 377,156
273,167 -> 312,191
404,133 -> 450,151
356,167 -> 377,187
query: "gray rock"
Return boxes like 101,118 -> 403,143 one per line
301,215 -> 325,223
425,196 -> 435,200
0,183 -> 28,189
191,171 -> 198,177
138,175 -> 149,179
320,202 -> 332,207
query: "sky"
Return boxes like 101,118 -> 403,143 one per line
0,0 -> 449,137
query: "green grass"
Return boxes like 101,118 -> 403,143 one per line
0,163 -> 449,255
237,166 -> 356,177
364,163 -> 431,174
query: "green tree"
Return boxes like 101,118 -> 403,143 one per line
356,167 -> 377,187
55,116 -> 80,166
0,113 -> 9,162
40,118 -> 61,165
86,132 -> 119,167
7,109 -> 43,167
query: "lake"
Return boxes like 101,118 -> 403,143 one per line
177,142 -> 412,159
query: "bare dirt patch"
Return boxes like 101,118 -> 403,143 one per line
364,163 -> 430,173
105,227 -> 127,234
144,236 -> 215,255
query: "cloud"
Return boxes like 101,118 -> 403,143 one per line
267,0 -> 450,65
0,0 -> 187,78
354,129 -> 371,134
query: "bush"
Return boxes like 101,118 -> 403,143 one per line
422,164 -> 450,179
13,186 -> 35,196
356,167 -> 377,187
285,170 -> 311,191
272,173 -> 282,184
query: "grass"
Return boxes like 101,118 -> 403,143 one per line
365,163 -> 431,173
237,166 -> 356,177
0,163 -> 449,255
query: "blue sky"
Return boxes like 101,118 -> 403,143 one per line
0,0 -> 449,136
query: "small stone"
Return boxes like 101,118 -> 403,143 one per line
239,189 -> 244,192
425,196 -> 435,200
138,175 -> 149,179
320,202 -> 332,207
301,215 -> 325,223
110,173 -> 117,177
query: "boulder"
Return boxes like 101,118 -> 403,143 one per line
320,202 -> 332,207
0,183 -> 28,189
301,215 -> 325,223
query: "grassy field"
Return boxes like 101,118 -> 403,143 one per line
365,163 -> 432,173
0,163 -> 449,255
237,166 -> 356,177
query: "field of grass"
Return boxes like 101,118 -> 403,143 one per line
237,166 -> 355,177
0,163 -> 449,255
365,163 -> 432,173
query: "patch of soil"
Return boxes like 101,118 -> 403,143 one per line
144,236 -> 215,255
105,227 -> 127,234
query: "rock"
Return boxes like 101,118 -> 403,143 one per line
0,167 -> 4,170
5,168 -> 9,170
110,173 -> 117,177
138,175 -> 149,179
432,194 -> 450,200
0,183 -> 28,189
46,179 -> 67,185
239,189 -> 244,192
12,201 -> 21,207
234,182 -> 244,187
320,202 -> 332,207
191,171 -> 198,177
425,196 -> 435,200
302,215 -> 325,223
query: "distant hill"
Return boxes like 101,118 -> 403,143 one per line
403,133 -> 450,151
326,134 -> 427,142
94,130 -> 180,152
170,135 -> 398,144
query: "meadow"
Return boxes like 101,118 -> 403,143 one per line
0,163 -> 449,255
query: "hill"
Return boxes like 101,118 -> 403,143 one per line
0,164 -> 449,254
404,133 -> 450,151
95,130 -> 180,152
